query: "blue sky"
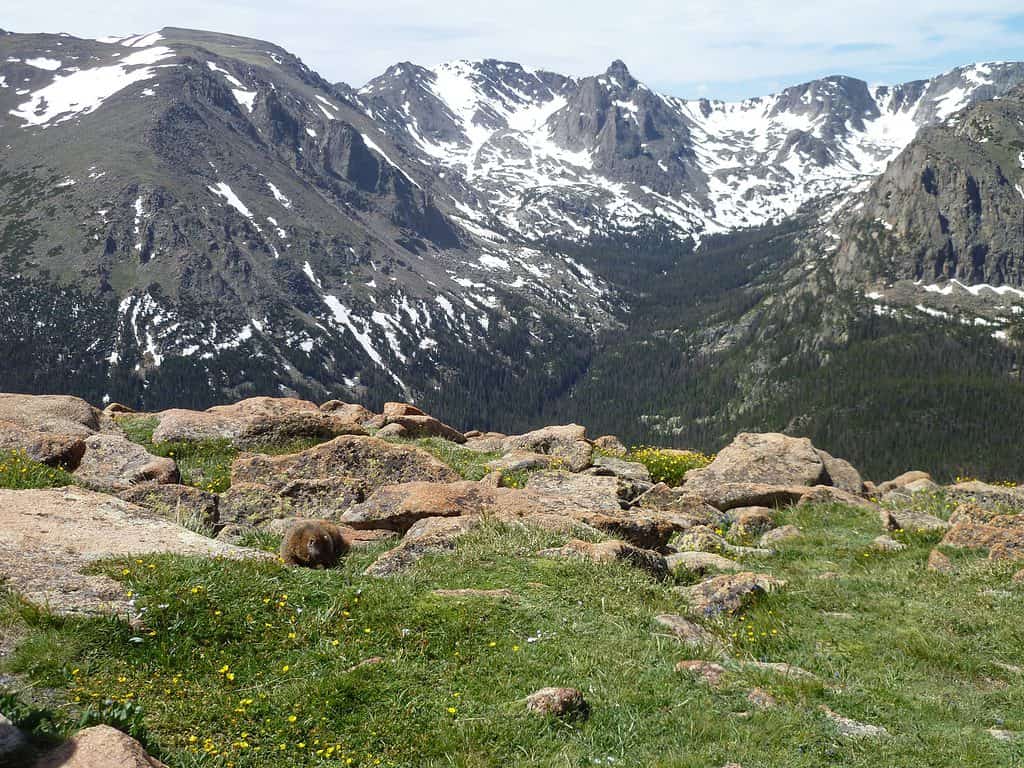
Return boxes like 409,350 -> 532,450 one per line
7,1 -> 1024,99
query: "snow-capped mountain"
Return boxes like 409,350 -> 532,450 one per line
353,58 -> 1024,242
1,25 -> 1023,420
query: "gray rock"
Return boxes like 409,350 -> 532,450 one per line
72,434 -> 179,492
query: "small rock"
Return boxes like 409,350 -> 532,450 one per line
876,470 -> 933,495
988,728 -> 1019,742
485,450 -> 559,473
593,435 -> 628,457
375,423 -> 408,438
36,724 -> 167,767
73,434 -> 179,492
927,549 -> 954,574
759,525 -> 802,547
673,526 -> 773,558
1014,568 -> 1024,584
364,516 -> 478,577
675,659 -> 727,686
666,551 -> 744,576
653,614 -> 723,652
381,401 -> 465,443
727,507 -> 775,542
871,535 -> 906,553
740,661 -> 818,681
820,706 -> 889,738
678,572 -> 785,617
746,687 -> 778,709
537,539 -> 668,580
525,687 -> 589,720
880,508 -> 949,533
587,455 -> 652,483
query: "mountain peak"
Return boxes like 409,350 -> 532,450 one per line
605,59 -> 633,81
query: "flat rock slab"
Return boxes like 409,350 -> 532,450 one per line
0,487 -> 271,617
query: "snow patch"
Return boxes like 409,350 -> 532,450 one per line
10,45 -> 175,128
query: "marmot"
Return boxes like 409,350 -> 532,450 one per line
280,519 -> 350,568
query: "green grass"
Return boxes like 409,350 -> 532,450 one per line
2,502 -> 1022,767
0,449 -> 76,490
627,447 -> 714,486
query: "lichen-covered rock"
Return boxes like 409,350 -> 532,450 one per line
499,424 -> 594,472
343,481 -> 496,533
675,660 -> 727,685
525,687 -> 589,720
871,534 -> 906,553
820,706 -> 889,738
666,550 -> 744,576
672,525 -> 773,558
153,397 -> 366,446
940,503 -> 1024,560
880,508 -> 949,533
364,516 -> 478,576
684,433 -> 827,493
759,525 -> 803,548
536,538 -> 668,579
653,614 -> 724,651
586,455 -> 652,483
231,435 -> 459,493
727,507 -> 776,541
678,572 -> 785,617
525,470 -> 643,511
72,434 -> 179,491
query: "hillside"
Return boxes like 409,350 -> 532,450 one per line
0,393 -> 1022,767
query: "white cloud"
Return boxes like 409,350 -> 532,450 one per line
7,1 -> 1024,99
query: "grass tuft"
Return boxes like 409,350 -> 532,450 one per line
0,449 -> 75,490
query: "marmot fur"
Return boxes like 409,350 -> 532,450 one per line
280,519 -> 350,568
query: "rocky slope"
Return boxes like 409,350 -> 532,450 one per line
3,26 -> 1024,417
1,391 -> 1022,766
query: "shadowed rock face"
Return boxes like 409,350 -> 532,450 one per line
835,85 -> 1024,290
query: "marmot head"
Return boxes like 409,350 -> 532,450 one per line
306,529 -> 336,564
